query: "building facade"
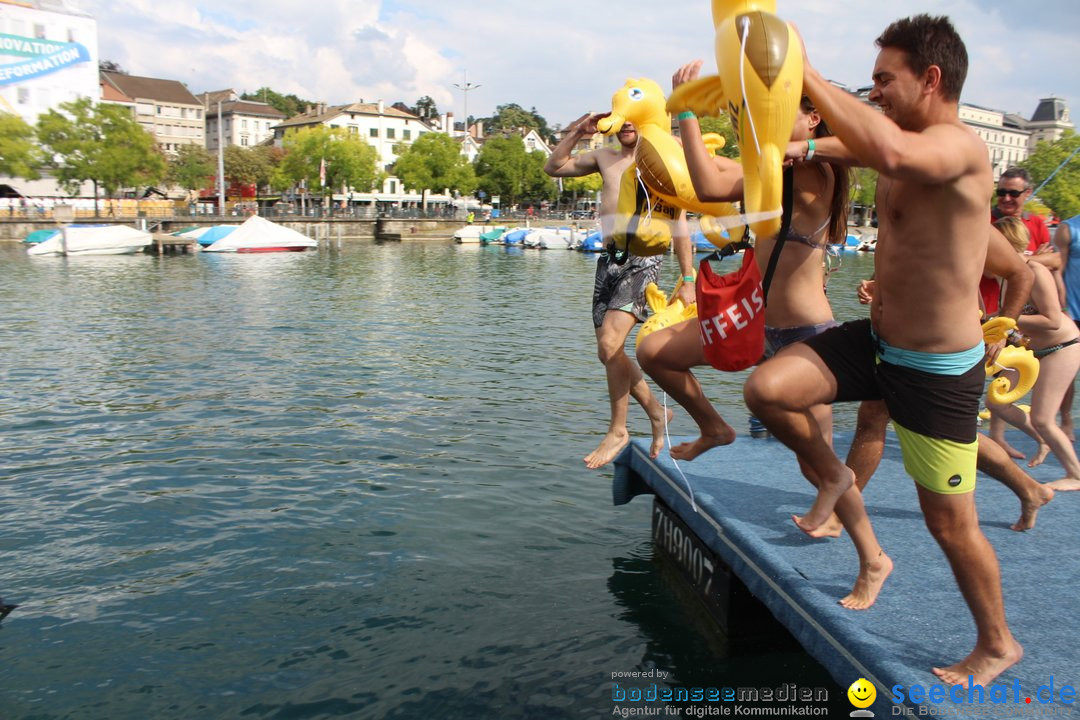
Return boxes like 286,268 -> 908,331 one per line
100,70 -> 204,154
199,89 -> 285,151
847,85 -> 1074,180
272,100 -> 450,207
959,104 -> 1032,179
0,0 -> 98,124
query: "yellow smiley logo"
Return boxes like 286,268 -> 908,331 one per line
848,678 -> 876,708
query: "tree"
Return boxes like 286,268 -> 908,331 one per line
850,167 -> 878,208
167,143 -> 214,197
1022,131 -> 1080,220
36,97 -> 166,213
275,126 -> 381,205
414,96 -> 438,122
392,132 -> 475,209
559,174 -> 602,210
99,59 -> 126,74
488,103 -> 551,140
0,112 -> 44,179
241,87 -> 318,118
473,134 -> 555,206
697,114 -> 739,160
224,145 -> 271,190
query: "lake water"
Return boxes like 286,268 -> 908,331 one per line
0,241 -> 876,719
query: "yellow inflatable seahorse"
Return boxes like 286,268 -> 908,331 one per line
981,316 -> 1016,344
597,77 -> 739,252
636,275 -> 699,348
985,344 -> 1040,405
666,0 -> 803,241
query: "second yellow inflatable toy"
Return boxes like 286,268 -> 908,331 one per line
982,317 -> 1040,405
666,0 -> 803,241
636,275 -> 698,348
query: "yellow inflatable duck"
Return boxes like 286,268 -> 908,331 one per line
636,275 -> 699,348
985,344 -> 1040,406
596,77 -> 739,252
666,0 -> 803,241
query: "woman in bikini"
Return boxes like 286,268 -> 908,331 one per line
638,66 -> 845,464
637,61 -> 892,610
989,216 -> 1080,490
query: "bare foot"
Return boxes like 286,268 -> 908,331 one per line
990,436 -> 1025,460
1046,477 -> 1080,491
669,423 -> 736,461
1012,483 -> 1055,531
648,408 -> 676,458
584,430 -> 630,470
1026,442 -> 1050,468
932,640 -> 1023,687
839,551 -> 893,610
792,466 -> 855,535
814,513 -> 844,539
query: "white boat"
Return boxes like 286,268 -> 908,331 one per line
856,235 -> 877,252
523,227 -> 578,249
27,224 -> 152,256
453,224 -> 503,244
201,215 -> 317,253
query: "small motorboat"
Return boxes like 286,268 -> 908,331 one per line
27,224 -> 152,256
453,225 -> 504,244
577,230 -> 606,253
201,215 -> 317,253
856,235 -> 877,253
501,228 -> 529,246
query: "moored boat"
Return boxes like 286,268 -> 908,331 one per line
201,215 -> 317,253
27,224 -> 153,256
452,224 -> 504,244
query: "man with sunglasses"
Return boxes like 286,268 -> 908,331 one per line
992,167 -> 1056,262
981,167 -> 1061,327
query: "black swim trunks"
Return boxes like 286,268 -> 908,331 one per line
803,319 -> 985,494
591,252 -> 663,328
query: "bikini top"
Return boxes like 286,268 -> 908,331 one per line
785,215 -> 832,250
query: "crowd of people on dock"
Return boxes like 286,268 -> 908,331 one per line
546,11 -> 1078,692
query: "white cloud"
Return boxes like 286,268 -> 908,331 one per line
84,0 -> 1080,128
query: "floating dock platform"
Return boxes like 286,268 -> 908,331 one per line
613,431 -> 1078,718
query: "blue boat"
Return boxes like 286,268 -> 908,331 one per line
829,233 -> 862,252
502,228 -> 528,246
577,230 -> 605,253
23,229 -> 59,244
195,225 -> 239,247
690,231 -> 715,253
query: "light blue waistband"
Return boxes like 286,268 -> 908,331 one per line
873,331 -> 985,375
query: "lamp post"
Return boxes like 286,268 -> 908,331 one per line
53,203 -> 74,256
453,71 -> 480,140
216,100 -> 226,216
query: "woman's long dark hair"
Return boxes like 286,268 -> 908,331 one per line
802,97 -> 850,245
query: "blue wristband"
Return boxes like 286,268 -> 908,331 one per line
677,111 -> 696,122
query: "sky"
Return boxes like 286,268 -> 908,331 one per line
82,0 -> 1080,129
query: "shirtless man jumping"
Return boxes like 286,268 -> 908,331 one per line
545,113 -> 694,469
744,15 -> 1022,687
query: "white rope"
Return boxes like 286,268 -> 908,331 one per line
635,165 -> 654,222
662,392 -> 698,513
738,16 -> 763,159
